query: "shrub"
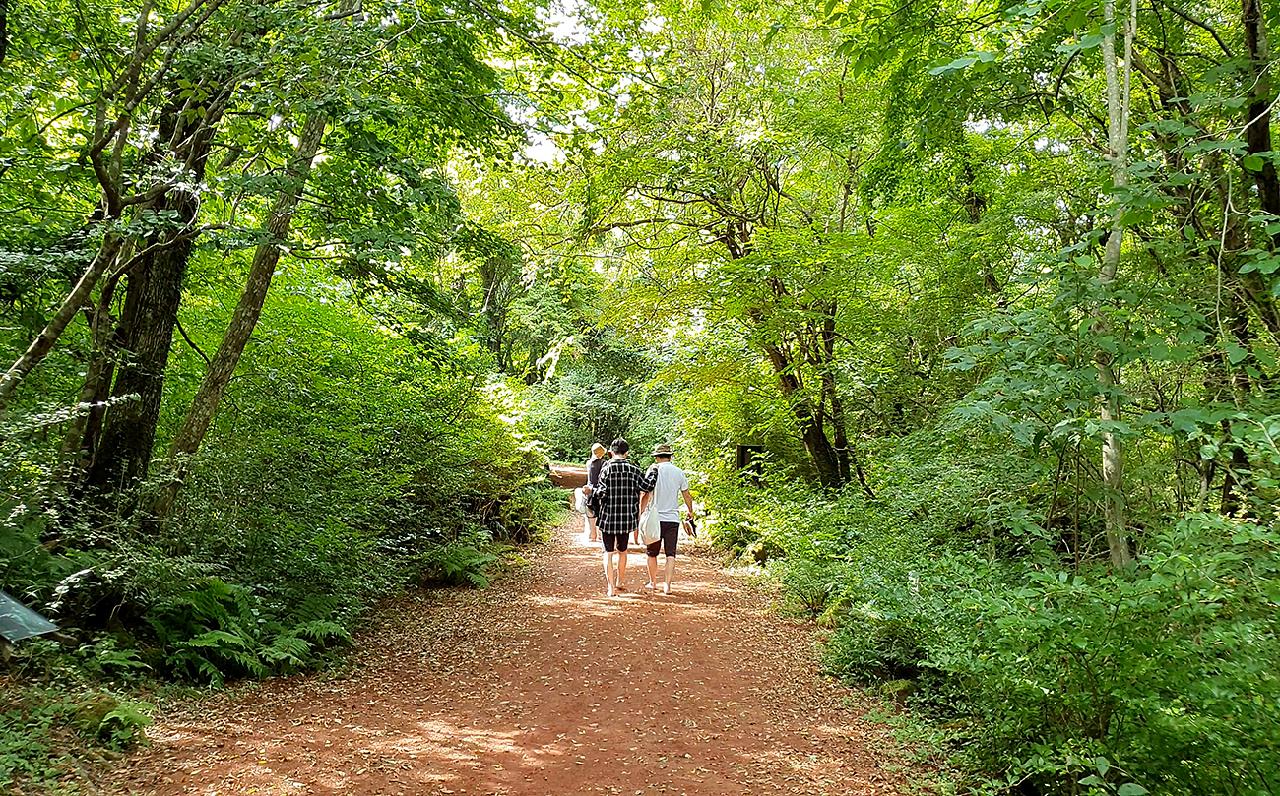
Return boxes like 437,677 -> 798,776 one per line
730,423 -> 1280,795
770,558 -> 843,618
95,700 -> 153,749
934,516 -> 1280,795
72,693 -> 152,749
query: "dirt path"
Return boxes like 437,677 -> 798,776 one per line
107,521 -> 906,795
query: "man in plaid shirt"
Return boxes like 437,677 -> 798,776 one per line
593,438 -> 657,596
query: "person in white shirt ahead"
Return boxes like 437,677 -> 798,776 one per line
637,442 -> 695,595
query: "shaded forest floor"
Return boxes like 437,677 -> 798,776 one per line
101,520 -> 911,795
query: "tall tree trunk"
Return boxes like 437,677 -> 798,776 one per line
80,95 -> 226,496
1097,0 -> 1135,568
815,300 -> 871,497
1237,0 -> 1280,335
764,342 -> 844,488
149,112 -> 328,519
58,244 -> 133,474
1242,0 -> 1279,223
478,256 -> 512,372
0,0 -> 9,66
81,215 -> 195,493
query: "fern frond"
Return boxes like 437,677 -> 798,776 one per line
263,636 -> 312,667
291,620 -> 352,646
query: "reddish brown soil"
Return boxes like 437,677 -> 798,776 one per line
105,522 -> 906,795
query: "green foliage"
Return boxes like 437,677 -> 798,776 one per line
524,330 -> 677,461
931,516 -> 1280,795
770,558 -> 843,618
71,693 -> 152,749
419,544 -> 499,589
143,578 -> 351,685
0,685 -> 152,791
742,443 -> 1280,795
0,695 -> 70,791
74,640 -> 150,683
95,700 -> 153,749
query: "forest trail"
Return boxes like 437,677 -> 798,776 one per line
106,521 -> 905,795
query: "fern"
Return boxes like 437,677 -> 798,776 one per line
194,658 -> 224,686
262,636 -> 312,668
181,630 -> 251,650
225,649 -> 268,678
421,544 -> 498,588
98,702 -> 153,749
288,594 -> 339,624
144,577 -> 352,683
291,620 -> 351,646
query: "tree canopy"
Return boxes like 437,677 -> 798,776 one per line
2,0 -> 1279,793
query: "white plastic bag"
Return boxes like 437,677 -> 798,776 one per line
638,507 -> 662,544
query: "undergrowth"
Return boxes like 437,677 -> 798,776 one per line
1,399 -> 562,793
0,638 -> 157,794
707,427 -> 1280,796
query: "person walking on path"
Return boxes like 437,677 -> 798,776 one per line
592,438 -> 653,597
580,442 -> 607,542
638,443 -> 695,595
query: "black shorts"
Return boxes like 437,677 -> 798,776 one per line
602,532 -> 630,552
646,521 -> 680,558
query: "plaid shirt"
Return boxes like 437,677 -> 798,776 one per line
594,458 -> 657,534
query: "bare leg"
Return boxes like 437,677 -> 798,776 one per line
663,555 -> 676,594
588,514 -> 599,542
616,548 -> 628,590
603,550 -> 615,596
645,553 -> 659,589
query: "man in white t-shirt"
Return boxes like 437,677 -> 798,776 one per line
637,443 -> 695,595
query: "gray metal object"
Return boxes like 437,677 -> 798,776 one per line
0,590 -> 58,642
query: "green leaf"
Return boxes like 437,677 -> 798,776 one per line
928,51 -> 995,76
1239,253 -> 1280,275
1117,785 -> 1149,796
1225,340 -> 1249,365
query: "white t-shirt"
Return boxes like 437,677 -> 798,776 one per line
647,461 -> 690,523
